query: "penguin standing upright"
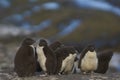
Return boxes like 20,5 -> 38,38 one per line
55,46 -> 78,75
14,38 -> 36,77
36,39 -> 57,75
94,50 -> 113,74
78,44 -> 98,74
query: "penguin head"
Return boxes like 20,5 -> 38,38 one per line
39,39 -> 48,47
22,37 -> 35,46
68,46 -> 79,54
84,44 -> 97,58
54,41 -> 64,48
87,44 -> 95,52
50,41 -> 64,51
64,46 -> 79,55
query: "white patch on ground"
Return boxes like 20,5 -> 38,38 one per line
81,51 -> 98,72
36,45 -> 47,72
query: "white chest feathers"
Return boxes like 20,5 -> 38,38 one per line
60,53 -> 77,74
81,51 -> 98,72
30,45 -> 35,56
36,45 -> 47,71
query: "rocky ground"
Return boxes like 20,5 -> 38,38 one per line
0,68 -> 120,80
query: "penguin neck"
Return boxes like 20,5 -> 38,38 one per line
84,51 -> 97,59
37,45 -> 45,55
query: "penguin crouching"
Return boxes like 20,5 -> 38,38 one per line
55,46 -> 78,75
94,50 -> 113,74
78,44 -> 98,74
36,39 -> 57,75
14,38 -> 36,77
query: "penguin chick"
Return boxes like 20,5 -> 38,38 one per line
78,44 -> 98,74
55,46 -> 78,75
36,39 -> 57,75
14,37 -> 36,77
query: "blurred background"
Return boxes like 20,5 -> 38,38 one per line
0,0 -> 120,73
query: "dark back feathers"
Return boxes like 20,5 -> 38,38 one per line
14,45 -> 36,77
94,50 -> 113,74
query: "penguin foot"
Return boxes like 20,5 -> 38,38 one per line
90,72 -> 94,79
83,72 -> 87,75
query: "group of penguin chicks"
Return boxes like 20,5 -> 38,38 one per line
14,37 -> 113,77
